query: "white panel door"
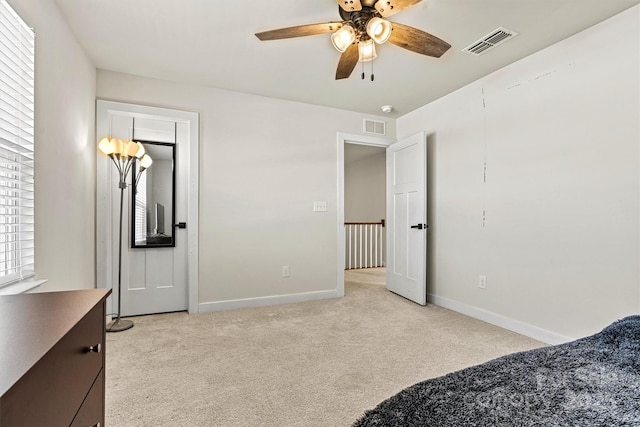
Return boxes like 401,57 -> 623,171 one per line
386,132 -> 427,305
106,113 -> 188,316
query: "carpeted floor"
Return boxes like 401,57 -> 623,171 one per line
105,268 -> 543,426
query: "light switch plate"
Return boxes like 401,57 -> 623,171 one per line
313,201 -> 327,212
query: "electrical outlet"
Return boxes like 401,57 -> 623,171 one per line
313,201 -> 327,212
479,275 -> 487,290
282,266 -> 290,277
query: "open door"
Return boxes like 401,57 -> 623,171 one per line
386,132 -> 427,305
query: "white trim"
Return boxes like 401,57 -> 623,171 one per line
96,100 -> 200,314
336,132 -> 394,297
186,113 -> 200,314
429,293 -> 574,345
199,289 -> 341,313
0,279 -> 47,296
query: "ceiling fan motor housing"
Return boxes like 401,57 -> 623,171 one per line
339,5 -> 380,36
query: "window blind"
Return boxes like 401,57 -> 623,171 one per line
0,0 -> 35,286
134,170 -> 147,245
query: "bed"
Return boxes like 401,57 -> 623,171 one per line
353,315 -> 640,426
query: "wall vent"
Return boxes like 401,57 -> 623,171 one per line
363,119 -> 386,136
463,27 -> 519,56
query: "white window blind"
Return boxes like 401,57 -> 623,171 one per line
134,170 -> 147,245
0,0 -> 35,287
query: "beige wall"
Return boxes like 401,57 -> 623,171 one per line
8,0 -> 97,291
398,6 -> 640,342
97,71 -> 396,308
345,149 -> 386,223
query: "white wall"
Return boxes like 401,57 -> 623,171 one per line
398,6 -> 640,342
8,0 -> 97,291
345,150 -> 386,223
97,71 -> 396,308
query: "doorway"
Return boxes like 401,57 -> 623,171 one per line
96,100 -> 200,316
337,132 -> 394,296
344,144 -> 386,270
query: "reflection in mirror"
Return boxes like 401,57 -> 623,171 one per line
131,141 -> 176,248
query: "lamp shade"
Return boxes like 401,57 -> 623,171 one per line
125,140 -> 140,157
98,137 -> 115,155
112,138 -> 125,156
331,25 -> 356,53
366,17 -> 392,44
139,154 -> 153,170
135,141 -> 146,158
358,39 -> 377,62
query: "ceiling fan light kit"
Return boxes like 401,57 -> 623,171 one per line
331,25 -> 357,52
366,17 -> 392,44
358,38 -> 377,62
255,0 -> 451,80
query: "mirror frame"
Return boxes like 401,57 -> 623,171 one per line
130,140 -> 176,248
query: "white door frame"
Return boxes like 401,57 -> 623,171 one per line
96,100 -> 200,314
336,132 -> 395,296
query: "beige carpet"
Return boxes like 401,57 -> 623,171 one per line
106,269 -> 543,426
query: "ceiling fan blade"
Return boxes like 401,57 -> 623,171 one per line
388,22 -> 451,57
256,22 -> 343,41
374,0 -> 422,17
335,43 -> 359,80
337,0 -> 363,12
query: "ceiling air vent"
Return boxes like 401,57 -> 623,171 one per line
363,119 -> 386,136
463,27 -> 519,56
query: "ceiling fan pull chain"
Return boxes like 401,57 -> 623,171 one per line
371,58 -> 375,81
361,59 -> 365,80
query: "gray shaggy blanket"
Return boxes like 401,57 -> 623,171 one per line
354,316 -> 640,426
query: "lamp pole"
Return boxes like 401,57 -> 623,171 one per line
108,178 -> 133,332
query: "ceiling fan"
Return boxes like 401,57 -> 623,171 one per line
255,0 -> 451,80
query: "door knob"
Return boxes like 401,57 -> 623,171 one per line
410,224 -> 427,230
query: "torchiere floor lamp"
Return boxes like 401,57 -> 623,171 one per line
98,137 -> 152,332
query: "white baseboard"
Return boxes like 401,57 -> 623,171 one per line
199,289 -> 341,313
428,293 -> 574,345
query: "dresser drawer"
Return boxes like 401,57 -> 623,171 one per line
71,370 -> 104,427
1,301 -> 105,426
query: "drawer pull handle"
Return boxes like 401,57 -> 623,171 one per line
88,343 -> 101,353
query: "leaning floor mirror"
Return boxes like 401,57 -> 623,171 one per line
131,141 -> 176,248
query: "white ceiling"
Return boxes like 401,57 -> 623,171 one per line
54,0 -> 640,117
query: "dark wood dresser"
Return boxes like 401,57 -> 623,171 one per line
0,288 -> 111,427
